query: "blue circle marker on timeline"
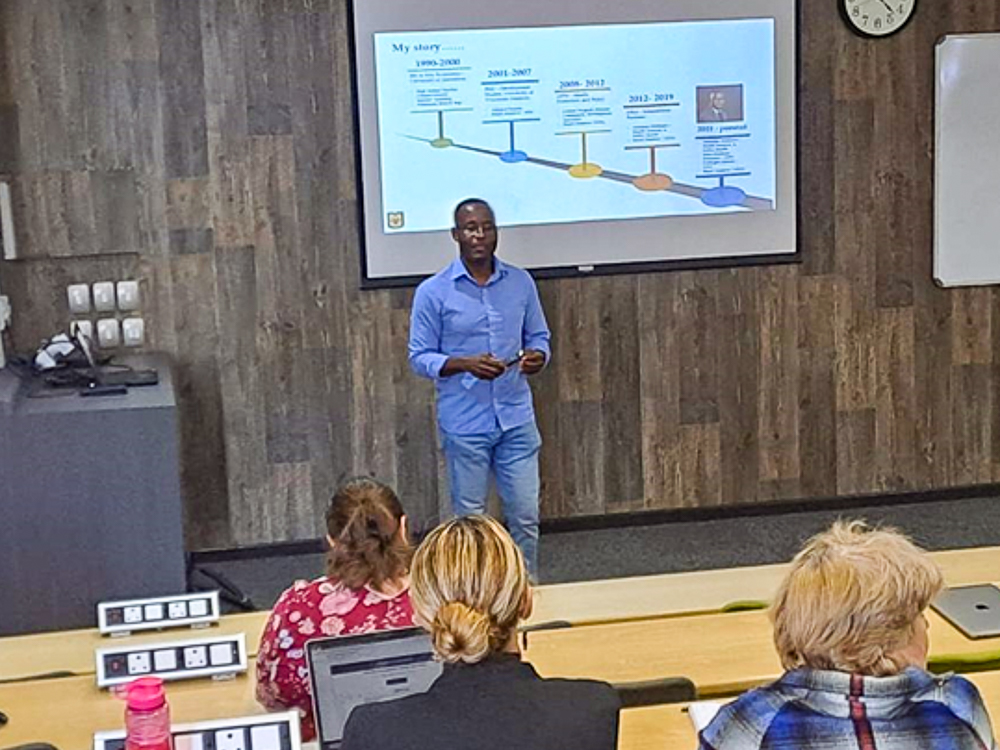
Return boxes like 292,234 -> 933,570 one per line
500,150 -> 529,163
702,185 -> 747,208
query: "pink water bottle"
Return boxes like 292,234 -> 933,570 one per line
124,677 -> 173,750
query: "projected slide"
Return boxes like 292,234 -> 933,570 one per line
373,19 -> 776,235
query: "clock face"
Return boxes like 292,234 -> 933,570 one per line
842,0 -> 916,37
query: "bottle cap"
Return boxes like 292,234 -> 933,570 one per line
125,677 -> 166,711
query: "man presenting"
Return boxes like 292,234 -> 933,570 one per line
408,198 -> 551,577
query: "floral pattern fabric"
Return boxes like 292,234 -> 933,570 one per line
256,576 -> 414,740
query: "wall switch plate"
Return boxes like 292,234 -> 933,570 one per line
122,317 -> 145,347
95,633 -> 247,688
71,320 -> 95,344
68,284 -> 92,314
98,592 -> 221,635
92,282 -> 116,312
96,318 -> 120,348
93,712 -> 302,750
116,280 -> 141,311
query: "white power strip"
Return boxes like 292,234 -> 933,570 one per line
95,633 -> 247,688
97,592 -> 221,636
93,711 -> 302,750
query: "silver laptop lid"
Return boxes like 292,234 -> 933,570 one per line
307,627 -> 442,750
932,583 -> 1000,639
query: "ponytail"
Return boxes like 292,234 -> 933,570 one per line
325,477 -> 411,590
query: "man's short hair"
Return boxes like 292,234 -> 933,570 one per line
771,520 -> 944,676
453,198 -> 493,227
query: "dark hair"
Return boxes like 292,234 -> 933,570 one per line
325,477 -> 411,591
453,197 -> 493,227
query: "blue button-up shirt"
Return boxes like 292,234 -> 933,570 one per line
408,257 -> 551,435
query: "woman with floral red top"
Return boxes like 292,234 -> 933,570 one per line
256,477 -> 414,740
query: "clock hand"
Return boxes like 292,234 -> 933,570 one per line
878,0 -> 894,13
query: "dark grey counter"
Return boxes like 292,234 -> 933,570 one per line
0,354 -> 185,636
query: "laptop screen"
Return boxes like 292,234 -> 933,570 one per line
308,628 -> 442,748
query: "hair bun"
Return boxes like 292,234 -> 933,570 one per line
432,601 -> 494,664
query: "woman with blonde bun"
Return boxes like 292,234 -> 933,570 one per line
342,514 -> 620,750
699,520 -> 997,750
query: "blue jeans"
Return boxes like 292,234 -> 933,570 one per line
440,421 -> 541,578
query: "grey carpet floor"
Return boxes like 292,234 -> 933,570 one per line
200,496 -> 1000,612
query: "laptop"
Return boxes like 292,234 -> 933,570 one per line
932,583 -> 1000,639
307,627 -> 442,750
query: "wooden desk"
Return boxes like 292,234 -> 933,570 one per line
2,544 -> 997,684
0,612 -> 268,683
524,606 -> 1000,697
0,665 -> 693,750
2,666 -> 1000,750
2,664 -> 671,747
0,669 -> 262,749
620,704 -> 696,750
531,545 -> 1000,626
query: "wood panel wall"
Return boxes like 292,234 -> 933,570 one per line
1,0 -> 999,549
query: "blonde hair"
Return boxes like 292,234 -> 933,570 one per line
410,515 -> 530,664
771,519 -> 943,676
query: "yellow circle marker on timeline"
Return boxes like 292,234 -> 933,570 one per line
569,163 -> 603,178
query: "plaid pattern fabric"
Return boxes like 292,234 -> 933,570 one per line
700,667 -> 997,750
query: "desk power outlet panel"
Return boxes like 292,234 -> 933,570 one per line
98,592 -> 221,635
95,633 -> 247,688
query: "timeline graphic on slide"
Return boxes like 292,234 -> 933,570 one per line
374,19 -> 776,234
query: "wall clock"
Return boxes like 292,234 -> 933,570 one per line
841,0 -> 916,37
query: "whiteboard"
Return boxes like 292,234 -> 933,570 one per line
934,34 -> 1000,287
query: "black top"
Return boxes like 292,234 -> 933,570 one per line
341,654 -> 621,750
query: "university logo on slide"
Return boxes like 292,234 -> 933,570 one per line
387,211 -> 405,229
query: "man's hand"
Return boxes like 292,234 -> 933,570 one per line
519,349 -> 546,375
443,354 -> 506,380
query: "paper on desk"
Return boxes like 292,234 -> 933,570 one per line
688,701 -> 724,732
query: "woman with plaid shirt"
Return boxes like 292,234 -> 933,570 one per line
699,521 -> 996,750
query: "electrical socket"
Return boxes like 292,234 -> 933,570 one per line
123,606 -> 143,624
215,729 -> 247,750
183,646 -> 208,669
168,601 -> 188,620
127,652 -> 152,675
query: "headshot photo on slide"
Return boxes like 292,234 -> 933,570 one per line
696,84 -> 745,123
